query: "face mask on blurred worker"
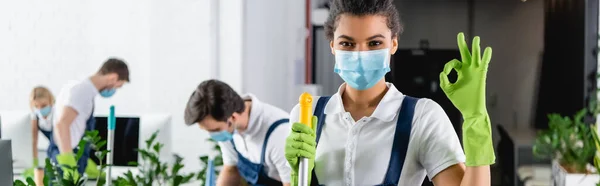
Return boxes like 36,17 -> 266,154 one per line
209,121 -> 236,142
36,105 -> 52,117
100,88 -> 116,98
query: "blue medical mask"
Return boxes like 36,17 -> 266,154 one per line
209,122 -> 236,142
334,48 -> 391,90
36,106 -> 52,117
99,88 -> 116,98
209,130 -> 234,142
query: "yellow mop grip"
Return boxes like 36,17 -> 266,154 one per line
298,92 -> 313,128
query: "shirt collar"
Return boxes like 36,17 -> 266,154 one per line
240,93 -> 264,136
324,83 -> 405,122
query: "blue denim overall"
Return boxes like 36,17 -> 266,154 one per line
35,115 -> 53,141
47,107 -> 95,176
231,119 -> 289,186
310,96 -> 418,186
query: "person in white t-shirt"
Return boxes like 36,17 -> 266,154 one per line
184,79 -> 292,186
28,86 -> 55,184
28,86 -> 55,166
49,58 -> 130,181
284,0 -> 495,185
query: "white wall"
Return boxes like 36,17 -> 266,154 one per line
218,0 -> 244,92
242,0 -> 307,110
0,0 -> 213,172
396,0 -> 545,129
148,0 -> 213,172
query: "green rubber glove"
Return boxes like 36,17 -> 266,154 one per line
33,158 -> 39,167
285,116 -> 318,186
439,32 -> 495,166
85,158 -> 102,178
56,153 -> 80,181
22,167 -> 34,178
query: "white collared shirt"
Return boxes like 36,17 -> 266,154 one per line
289,83 -> 465,186
53,79 -> 98,148
218,94 -> 292,183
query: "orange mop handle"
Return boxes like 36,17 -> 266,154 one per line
299,92 -> 313,128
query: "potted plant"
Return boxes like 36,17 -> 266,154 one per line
15,130 -> 225,186
590,124 -> 600,186
533,109 -> 598,186
13,130 -> 110,186
113,131 -> 197,186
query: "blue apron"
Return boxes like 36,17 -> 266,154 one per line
310,96 -> 418,186
231,119 -> 289,186
35,115 -> 53,140
47,107 -> 95,176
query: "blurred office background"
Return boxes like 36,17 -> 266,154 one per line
0,0 -> 598,185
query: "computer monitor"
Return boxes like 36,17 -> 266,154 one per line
0,140 -> 14,185
0,111 -> 33,169
91,116 -> 140,166
139,114 -> 172,164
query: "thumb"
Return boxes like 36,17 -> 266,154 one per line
311,116 -> 318,132
440,59 -> 461,91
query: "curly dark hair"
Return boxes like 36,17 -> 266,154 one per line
324,0 -> 403,41
184,79 -> 245,125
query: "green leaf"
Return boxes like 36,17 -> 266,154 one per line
161,162 -> 169,176
182,173 -> 195,183
125,171 -> 137,184
214,156 -> 224,166
172,162 -> 185,176
96,140 -> 107,150
199,156 -> 209,163
89,130 -> 99,137
153,143 -> 164,153
75,177 -> 87,186
138,149 -> 160,164
25,177 -> 36,186
173,175 -> 185,186
113,177 -> 131,186
13,180 -> 27,186
145,131 -> 159,149
75,142 -> 87,161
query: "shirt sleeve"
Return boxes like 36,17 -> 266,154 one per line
30,112 -> 38,121
267,123 -> 292,183
217,141 -> 239,166
64,85 -> 87,115
416,99 -> 466,180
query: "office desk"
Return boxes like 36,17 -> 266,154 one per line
497,125 -> 551,186
503,126 -> 546,165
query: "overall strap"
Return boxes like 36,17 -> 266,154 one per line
310,96 -> 331,186
85,106 -> 95,131
381,96 -> 419,184
231,140 -> 238,151
260,119 -> 289,163
314,96 -> 330,144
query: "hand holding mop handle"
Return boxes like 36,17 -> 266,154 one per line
298,93 -> 313,186
106,105 -> 116,186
